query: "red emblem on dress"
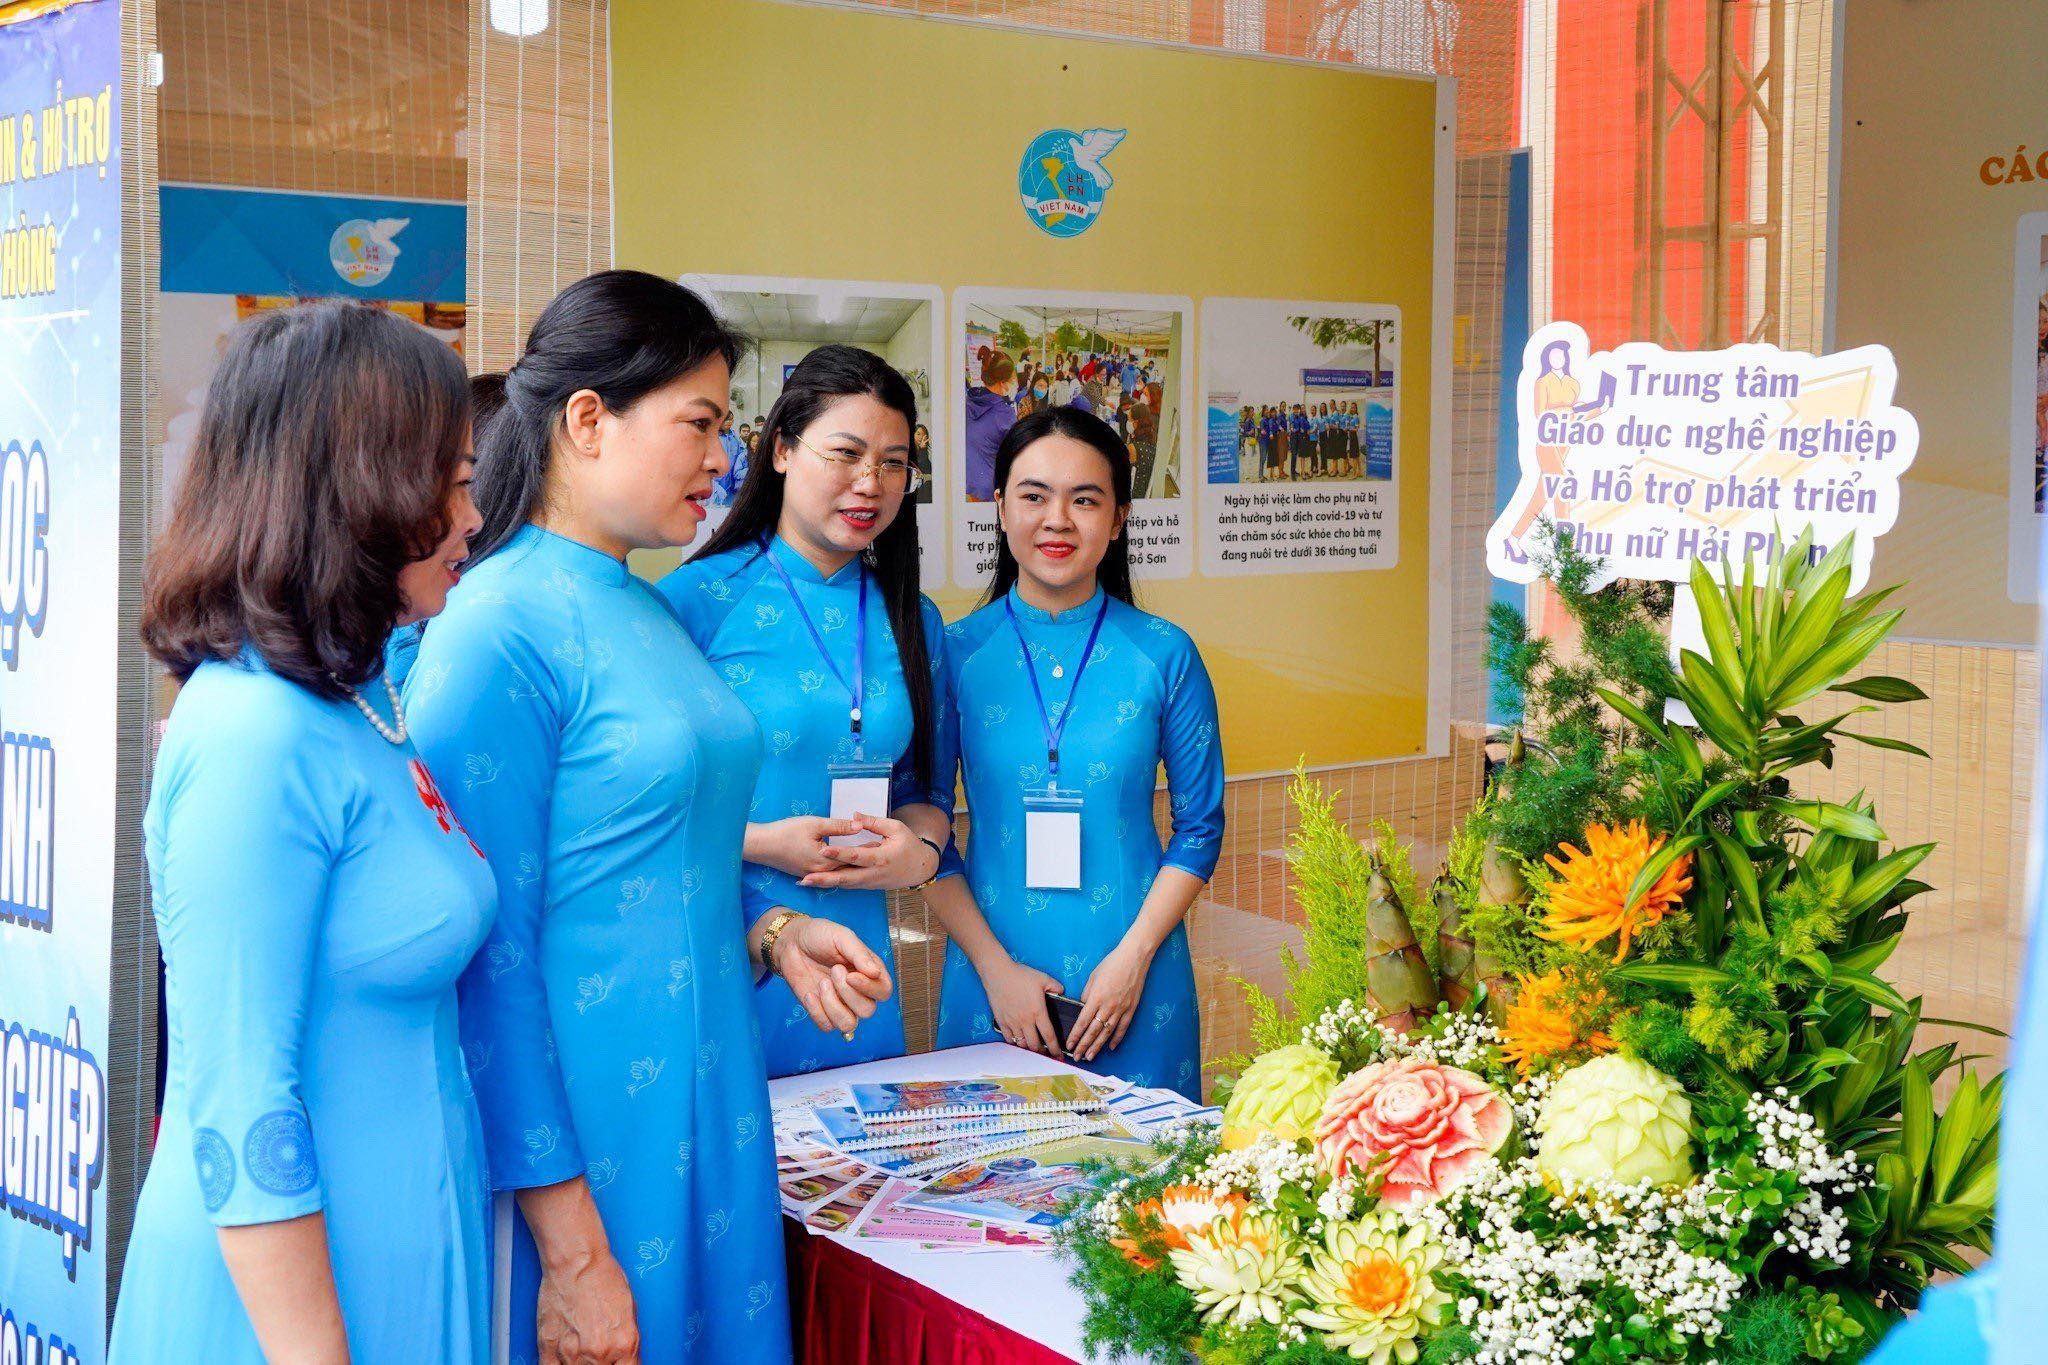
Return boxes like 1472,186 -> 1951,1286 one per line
410,758 -> 487,859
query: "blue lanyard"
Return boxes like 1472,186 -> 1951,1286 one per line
762,542 -> 868,739
1005,592 -> 1110,778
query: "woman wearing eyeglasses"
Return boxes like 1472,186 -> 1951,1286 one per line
660,345 -> 951,1077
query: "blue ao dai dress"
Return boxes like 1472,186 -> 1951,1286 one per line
658,536 -> 952,1078
403,526 -> 789,1365
934,586 -> 1225,1100
109,650 -> 498,1361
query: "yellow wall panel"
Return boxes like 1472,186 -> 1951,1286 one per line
611,0 -> 1446,772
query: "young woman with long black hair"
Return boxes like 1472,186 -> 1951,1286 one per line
922,406 -> 1225,1100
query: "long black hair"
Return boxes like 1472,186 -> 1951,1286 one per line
692,344 -> 937,793
981,405 -> 1136,610
469,269 -> 745,562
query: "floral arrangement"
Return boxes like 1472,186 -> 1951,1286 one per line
1061,532 -> 1999,1364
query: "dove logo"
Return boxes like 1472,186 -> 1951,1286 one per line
1018,127 -> 1125,238
328,216 -> 407,288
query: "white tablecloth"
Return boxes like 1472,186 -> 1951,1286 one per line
770,1042 -> 1102,1363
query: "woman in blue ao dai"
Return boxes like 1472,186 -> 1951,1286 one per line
661,345 -> 952,1078
403,274 -> 888,1365
112,303 -> 495,1361
926,407 -> 1226,1100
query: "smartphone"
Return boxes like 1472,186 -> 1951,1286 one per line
1045,993 -> 1086,1056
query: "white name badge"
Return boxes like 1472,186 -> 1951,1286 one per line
828,762 -> 891,848
1023,785 -> 1085,890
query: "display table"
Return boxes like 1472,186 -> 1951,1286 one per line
773,1044 -> 1100,1365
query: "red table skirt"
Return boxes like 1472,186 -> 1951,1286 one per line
785,1218 -> 1076,1365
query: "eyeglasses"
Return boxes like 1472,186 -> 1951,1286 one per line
792,432 -> 925,494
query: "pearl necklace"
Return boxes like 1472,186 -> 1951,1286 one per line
348,676 -> 408,745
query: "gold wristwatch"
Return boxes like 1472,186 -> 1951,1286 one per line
758,908 -> 804,978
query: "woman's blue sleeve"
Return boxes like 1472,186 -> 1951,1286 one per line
406,608 -> 586,1189
1159,636 -> 1226,881
155,700 -> 339,1226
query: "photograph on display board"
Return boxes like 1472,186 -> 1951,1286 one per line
690,276 -> 946,586
960,297 -> 1184,503
696,279 -> 939,505
1206,314 -> 1395,486
1204,305 -> 1396,487
1198,298 -> 1401,577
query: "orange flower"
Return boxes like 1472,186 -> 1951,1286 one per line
1341,1250 -> 1414,1315
1111,1185 -> 1246,1271
1541,820 -> 1692,961
1498,969 -> 1615,1075
1109,1233 -> 1159,1271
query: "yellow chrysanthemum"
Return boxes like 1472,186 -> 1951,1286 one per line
1498,969 -> 1615,1076
1540,820 -> 1692,962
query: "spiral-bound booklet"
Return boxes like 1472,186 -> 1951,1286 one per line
816,1101 -> 1105,1152
849,1074 -> 1102,1125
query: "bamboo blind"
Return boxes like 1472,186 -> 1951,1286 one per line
156,0 -> 466,197
112,0 -> 163,1302
466,0 -> 608,370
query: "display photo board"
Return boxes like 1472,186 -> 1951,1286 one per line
612,0 -> 1450,773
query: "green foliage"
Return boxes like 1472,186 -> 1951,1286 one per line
1241,769 -> 1435,1051
1609,997 -> 1703,1079
1486,599 -> 1543,723
1481,528 -> 1685,864
1287,314 -> 1395,358
1719,1292 -> 1809,1365
1446,803 -> 1490,917
1483,525 -> 1998,1311
1418,1326 -> 1482,1364
996,319 -> 1032,355
1462,853 -> 1553,981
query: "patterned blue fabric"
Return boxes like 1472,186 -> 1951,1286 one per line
934,586 -> 1224,1100
405,526 -> 790,1365
659,536 -> 952,1078
111,651 -> 497,1362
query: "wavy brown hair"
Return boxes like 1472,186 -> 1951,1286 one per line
141,300 -> 471,698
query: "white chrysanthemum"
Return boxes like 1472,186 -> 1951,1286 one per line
1295,1211 -> 1450,1363
1166,1208 -> 1306,1329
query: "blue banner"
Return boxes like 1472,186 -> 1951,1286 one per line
159,185 -> 465,303
1301,366 -> 1376,391
1489,149 -> 1532,724
1205,405 -> 1241,485
1365,402 -> 1395,480
1,2 -> 123,1361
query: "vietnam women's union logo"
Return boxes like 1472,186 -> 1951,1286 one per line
1018,127 -> 1125,238
328,216 -> 408,287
